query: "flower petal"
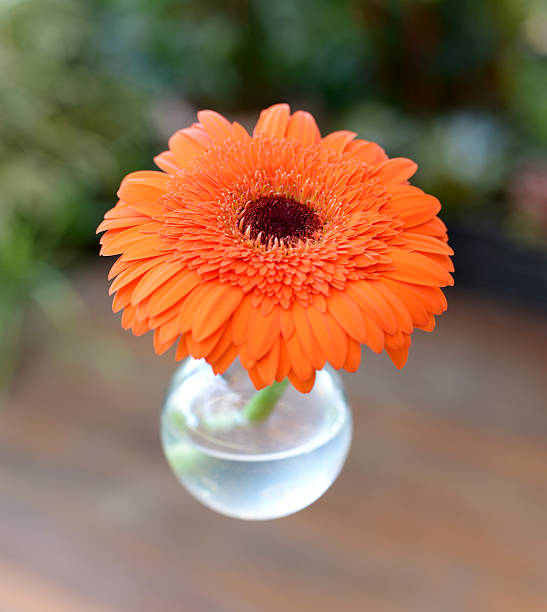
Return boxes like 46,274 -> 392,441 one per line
345,281 -> 398,335
192,283 -> 243,342
117,172 -> 170,203
153,327 -> 178,355
118,237 -> 165,261
255,338 -> 281,386
197,110 -> 233,141
253,103 -> 291,138
187,323 -> 225,358
100,226 -> 146,256
175,282 -> 218,333
247,364 -> 267,389
364,317 -> 384,353
292,302 -> 326,370
386,345 -> 409,369
145,270 -> 202,317
286,111 -> 321,147
404,233 -> 454,255
381,279 -> 430,327
112,279 -> 139,313
344,140 -> 388,165
370,281 -> 413,334
97,216 -> 147,233
425,253 -> 455,272
288,370 -> 316,393
376,158 -> 418,183
388,192 -> 442,227
385,249 -> 454,287
320,130 -> 357,154
104,203 -> 140,220
232,294 -> 253,346
276,342 -> 291,382
410,216 -> 448,237
185,124 -> 212,148
405,284 -> 447,315
344,337 -> 362,372
211,344 -> 238,375
279,307 -> 295,340
175,335 -> 189,361
131,262 -> 182,305
307,308 -> 347,369
109,257 -> 165,295
168,130 -> 207,168
154,151 -> 180,174
232,121 -> 251,141
326,289 -> 367,343
247,305 -> 280,361
419,313 -> 436,332
286,334 -> 314,381
207,320 -> 234,364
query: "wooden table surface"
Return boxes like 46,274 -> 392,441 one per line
1,266 -> 546,612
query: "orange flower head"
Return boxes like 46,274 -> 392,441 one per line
98,104 -> 454,392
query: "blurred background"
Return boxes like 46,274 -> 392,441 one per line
1,0 -> 546,610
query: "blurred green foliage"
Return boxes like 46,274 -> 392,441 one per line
0,0 -> 149,384
1,0 -> 546,386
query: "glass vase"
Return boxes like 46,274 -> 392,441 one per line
160,358 -> 352,520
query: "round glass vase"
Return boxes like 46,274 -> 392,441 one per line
161,358 -> 352,520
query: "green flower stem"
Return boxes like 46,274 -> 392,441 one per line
165,379 -> 290,476
242,378 -> 289,422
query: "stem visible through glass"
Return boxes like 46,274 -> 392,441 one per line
242,379 -> 289,422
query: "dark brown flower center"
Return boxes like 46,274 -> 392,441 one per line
240,196 -> 321,245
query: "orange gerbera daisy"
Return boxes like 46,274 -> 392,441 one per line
98,104 -> 453,393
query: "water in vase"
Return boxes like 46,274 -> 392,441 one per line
161,359 -> 352,520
